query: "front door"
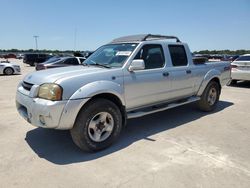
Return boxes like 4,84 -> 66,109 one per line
124,44 -> 171,110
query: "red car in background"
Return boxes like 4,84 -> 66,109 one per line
3,53 -> 17,59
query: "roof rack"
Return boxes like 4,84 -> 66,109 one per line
110,34 -> 181,43
142,34 -> 181,42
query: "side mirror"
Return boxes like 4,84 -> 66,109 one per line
128,59 -> 145,72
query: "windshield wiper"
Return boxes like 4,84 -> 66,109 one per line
89,62 -> 111,69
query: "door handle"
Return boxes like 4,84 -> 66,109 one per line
186,70 -> 192,74
163,72 -> 169,77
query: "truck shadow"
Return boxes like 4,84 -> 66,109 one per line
25,101 -> 233,165
227,81 -> 250,88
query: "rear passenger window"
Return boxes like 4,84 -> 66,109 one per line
169,45 -> 188,66
134,44 -> 165,69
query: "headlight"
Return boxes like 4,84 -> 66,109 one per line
38,83 -> 63,101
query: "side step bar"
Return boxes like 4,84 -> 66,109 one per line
127,96 -> 200,119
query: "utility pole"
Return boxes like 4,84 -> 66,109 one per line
33,35 -> 39,51
74,28 -> 77,51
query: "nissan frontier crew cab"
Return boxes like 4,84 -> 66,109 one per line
16,34 -> 231,152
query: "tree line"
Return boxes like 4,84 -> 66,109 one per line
1,49 -> 250,55
193,49 -> 250,55
0,49 -> 78,53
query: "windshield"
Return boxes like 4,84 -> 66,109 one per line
84,43 -> 138,68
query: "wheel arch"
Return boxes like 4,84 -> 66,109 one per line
70,92 -> 127,130
4,66 -> 14,75
210,77 -> 221,92
197,70 -> 222,96
84,93 -> 127,127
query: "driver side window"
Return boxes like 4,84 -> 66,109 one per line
134,44 -> 165,69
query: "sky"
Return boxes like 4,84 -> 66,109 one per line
0,0 -> 249,52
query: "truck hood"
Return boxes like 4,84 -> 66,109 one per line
23,65 -> 109,85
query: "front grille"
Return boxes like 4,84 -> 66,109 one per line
22,81 -> 34,91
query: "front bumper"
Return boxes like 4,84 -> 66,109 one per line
16,90 -> 89,130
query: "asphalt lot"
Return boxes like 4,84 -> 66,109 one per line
0,58 -> 250,188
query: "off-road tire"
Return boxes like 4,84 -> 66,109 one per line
198,81 -> 220,112
70,98 -> 122,152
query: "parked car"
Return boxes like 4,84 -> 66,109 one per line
221,55 -> 239,62
0,60 -> 21,75
3,53 -> 16,59
192,56 -> 208,64
230,54 -> 250,84
16,34 -> 231,152
23,53 -> 52,66
35,57 -> 86,71
230,55 -> 240,62
208,55 -> 223,62
16,54 -> 24,59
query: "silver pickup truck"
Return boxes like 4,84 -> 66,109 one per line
16,34 -> 231,151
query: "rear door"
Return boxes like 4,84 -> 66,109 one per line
167,44 -> 195,99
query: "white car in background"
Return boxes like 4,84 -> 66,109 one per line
230,54 -> 250,84
0,61 -> 21,75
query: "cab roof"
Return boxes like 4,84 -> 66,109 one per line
110,34 -> 181,44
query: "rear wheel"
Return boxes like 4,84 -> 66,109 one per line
4,67 -> 14,75
198,81 -> 220,112
70,98 -> 123,152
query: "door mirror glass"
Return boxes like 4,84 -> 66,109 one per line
128,60 -> 145,72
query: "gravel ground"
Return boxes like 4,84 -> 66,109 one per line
0,58 -> 250,188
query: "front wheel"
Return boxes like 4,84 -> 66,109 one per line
70,98 -> 123,152
198,81 -> 220,112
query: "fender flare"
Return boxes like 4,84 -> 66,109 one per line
197,69 -> 221,96
69,80 -> 125,106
